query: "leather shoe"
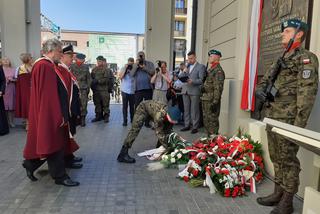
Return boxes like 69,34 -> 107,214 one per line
22,163 -> 38,181
72,156 -> 82,163
122,122 -> 127,126
66,163 -> 83,169
191,129 -> 198,134
180,126 -> 190,131
55,178 -> 80,187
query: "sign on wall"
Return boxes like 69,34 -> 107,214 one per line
258,0 -> 312,76
88,34 -> 137,69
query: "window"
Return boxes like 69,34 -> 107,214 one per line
174,39 -> 186,51
175,0 -> 186,9
62,40 -> 77,47
175,21 -> 185,32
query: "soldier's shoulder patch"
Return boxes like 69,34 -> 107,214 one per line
217,71 -> 225,81
303,58 -> 311,64
302,70 -> 311,79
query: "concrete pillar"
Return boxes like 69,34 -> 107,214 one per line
0,0 -> 40,67
145,0 -> 174,67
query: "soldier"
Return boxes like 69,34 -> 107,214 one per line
256,19 -> 318,214
91,56 -> 113,123
70,53 -> 91,127
117,100 -> 180,163
201,49 -> 224,136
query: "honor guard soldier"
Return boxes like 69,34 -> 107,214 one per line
91,56 -> 113,123
201,49 -> 225,136
255,19 -> 319,214
70,53 -> 91,127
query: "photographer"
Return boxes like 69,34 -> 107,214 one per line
119,57 -> 135,126
151,61 -> 171,104
130,51 -> 155,127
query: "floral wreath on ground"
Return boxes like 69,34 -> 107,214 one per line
159,129 -> 264,198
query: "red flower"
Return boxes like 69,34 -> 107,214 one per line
232,186 -> 239,197
255,172 -> 263,182
224,188 -> 231,197
183,176 -> 189,182
221,169 -> 230,175
192,169 -> 199,177
194,158 -> 201,165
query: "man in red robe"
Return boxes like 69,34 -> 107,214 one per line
22,39 -> 79,187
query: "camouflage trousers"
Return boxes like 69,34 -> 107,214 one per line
266,120 -> 301,194
93,91 -> 110,118
80,89 -> 89,116
123,103 -> 172,148
202,100 -> 220,136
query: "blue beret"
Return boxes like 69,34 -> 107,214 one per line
167,106 -> 181,124
281,19 -> 308,32
208,49 -> 222,57
76,53 -> 86,59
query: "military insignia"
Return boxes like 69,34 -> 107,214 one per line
303,58 -> 310,64
302,70 -> 311,79
283,21 -> 288,27
217,71 -> 225,81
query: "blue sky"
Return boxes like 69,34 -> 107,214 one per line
40,0 -> 145,34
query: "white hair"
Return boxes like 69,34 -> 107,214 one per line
42,38 -> 62,54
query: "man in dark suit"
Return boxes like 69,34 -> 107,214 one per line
178,51 -> 206,133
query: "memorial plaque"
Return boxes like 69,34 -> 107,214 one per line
258,0 -> 313,76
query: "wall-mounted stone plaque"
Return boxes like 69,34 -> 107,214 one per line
258,0 -> 312,76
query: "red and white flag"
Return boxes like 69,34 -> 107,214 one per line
240,0 -> 264,111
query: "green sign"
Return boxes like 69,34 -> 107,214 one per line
99,37 -> 105,43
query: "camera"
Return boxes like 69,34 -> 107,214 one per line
155,60 -> 162,73
127,64 -> 133,70
138,54 -> 144,66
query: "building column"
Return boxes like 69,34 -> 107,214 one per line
145,0 -> 174,67
0,0 -> 40,67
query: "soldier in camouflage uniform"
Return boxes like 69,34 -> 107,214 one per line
113,73 -> 121,103
117,100 -> 180,163
201,49 -> 225,136
70,53 -> 91,127
256,19 -> 318,214
91,56 -> 113,123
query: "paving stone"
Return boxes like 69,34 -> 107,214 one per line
0,104 -> 303,214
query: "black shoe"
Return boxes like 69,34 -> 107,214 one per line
72,156 -> 82,163
55,178 -> 80,187
191,129 -> 198,134
104,117 -> 109,123
117,145 -> 136,163
122,122 -> 127,126
91,117 -> 102,123
22,163 -> 38,181
144,123 -> 151,128
80,116 -> 86,127
66,163 -> 83,169
180,126 -> 190,131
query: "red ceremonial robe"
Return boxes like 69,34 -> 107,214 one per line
24,58 -> 70,159
15,73 -> 31,118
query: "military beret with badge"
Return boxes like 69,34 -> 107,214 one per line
96,55 -> 105,61
208,49 -> 222,57
76,53 -> 86,60
281,18 -> 309,33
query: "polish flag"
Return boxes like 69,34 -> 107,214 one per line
240,0 -> 264,111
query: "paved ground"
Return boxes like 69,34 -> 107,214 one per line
0,104 -> 303,214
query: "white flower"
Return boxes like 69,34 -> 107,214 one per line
171,158 -> 176,163
171,152 -> 176,156
225,183 -> 230,189
177,153 -> 182,159
162,155 -> 168,161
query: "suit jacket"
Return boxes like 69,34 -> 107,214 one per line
178,62 -> 206,96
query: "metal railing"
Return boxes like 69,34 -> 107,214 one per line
174,31 -> 185,37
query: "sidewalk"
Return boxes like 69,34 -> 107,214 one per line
0,104 -> 303,214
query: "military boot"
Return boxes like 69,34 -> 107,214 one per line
80,116 -> 86,127
117,145 -> 135,163
257,184 -> 284,206
91,114 -> 102,123
270,191 -> 294,214
104,114 -> 109,123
